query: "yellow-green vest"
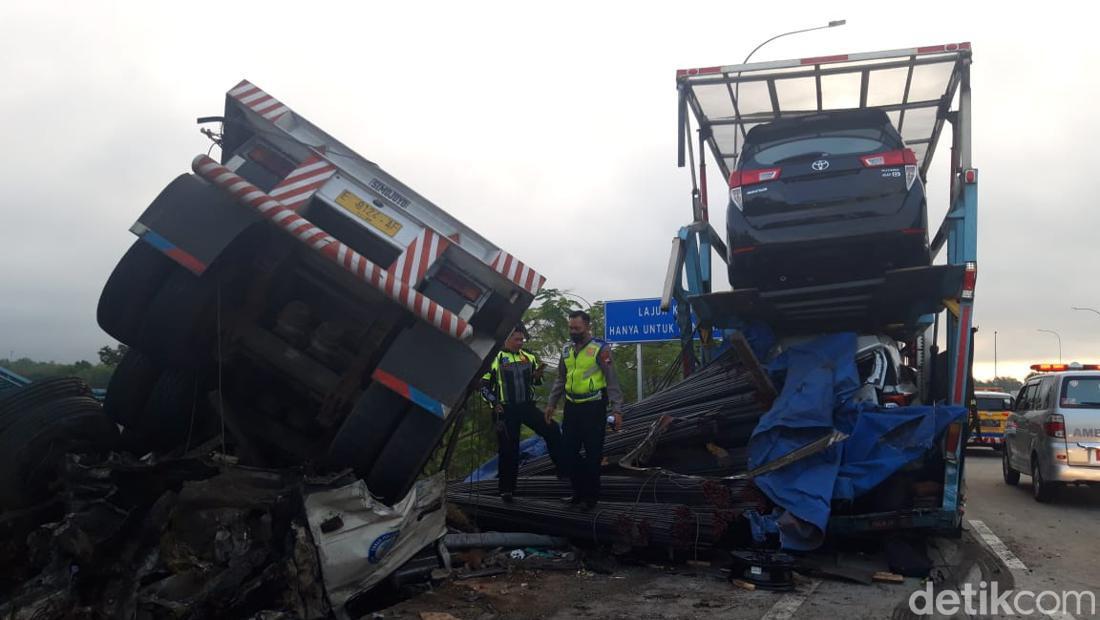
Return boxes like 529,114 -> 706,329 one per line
562,340 -> 607,403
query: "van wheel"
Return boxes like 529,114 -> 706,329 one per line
1032,457 -> 1057,503
1002,447 -> 1019,486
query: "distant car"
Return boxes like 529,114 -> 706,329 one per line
1002,364 -> 1100,502
726,108 -> 930,291
969,390 -> 1015,450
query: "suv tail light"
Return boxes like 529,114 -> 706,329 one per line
728,168 -> 781,211
860,149 -> 917,168
861,149 -> 919,191
1044,414 -> 1066,439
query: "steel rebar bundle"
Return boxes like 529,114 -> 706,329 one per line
519,344 -> 773,477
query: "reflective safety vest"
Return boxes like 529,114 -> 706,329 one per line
482,349 -> 539,405
562,340 -> 607,403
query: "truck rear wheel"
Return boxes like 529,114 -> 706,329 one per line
103,348 -> 161,429
97,240 -> 177,346
140,269 -> 220,369
325,384 -> 410,476
367,406 -> 447,504
0,396 -> 119,509
137,369 -> 210,453
0,377 -> 91,435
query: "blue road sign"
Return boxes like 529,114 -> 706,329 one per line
604,298 -> 687,344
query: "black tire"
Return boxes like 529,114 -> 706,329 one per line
0,377 -> 91,436
1002,447 -> 1019,486
139,269 -> 220,369
97,240 -> 177,346
1032,457 -> 1057,503
136,369 -> 208,453
367,406 -> 447,504
325,384 -> 411,475
0,396 -> 119,509
103,349 -> 161,428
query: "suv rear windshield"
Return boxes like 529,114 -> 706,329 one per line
976,396 -> 1012,411
1061,376 -> 1100,409
745,127 -> 897,167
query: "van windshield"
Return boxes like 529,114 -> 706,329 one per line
1061,376 -> 1100,408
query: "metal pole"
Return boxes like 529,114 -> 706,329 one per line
994,330 -> 997,378
636,343 -> 644,401
732,20 -> 847,161
1072,306 -> 1100,319
1037,329 -> 1062,363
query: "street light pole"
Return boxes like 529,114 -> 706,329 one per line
733,20 -> 847,161
994,330 -> 998,379
1072,306 -> 1100,319
1037,329 -> 1062,363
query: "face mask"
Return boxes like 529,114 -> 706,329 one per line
569,332 -> 585,344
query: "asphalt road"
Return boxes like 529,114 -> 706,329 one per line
963,447 -> 1100,616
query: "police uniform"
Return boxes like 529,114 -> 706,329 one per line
546,337 -> 623,505
480,348 -> 563,496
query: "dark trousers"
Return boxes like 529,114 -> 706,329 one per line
496,401 -> 563,494
561,398 -> 608,503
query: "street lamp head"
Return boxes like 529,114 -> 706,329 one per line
828,20 -> 847,27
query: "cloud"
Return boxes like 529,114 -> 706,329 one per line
1,1 -> 1098,375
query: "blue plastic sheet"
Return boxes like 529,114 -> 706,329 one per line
748,332 -> 966,550
464,436 -> 548,483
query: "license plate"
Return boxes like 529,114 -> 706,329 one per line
334,190 -> 403,238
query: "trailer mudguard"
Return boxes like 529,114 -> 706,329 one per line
130,174 -> 262,275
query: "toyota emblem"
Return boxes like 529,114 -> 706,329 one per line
811,160 -> 830,171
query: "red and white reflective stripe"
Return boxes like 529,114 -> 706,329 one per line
951,304 -> 973,405
676,42 -> 971,78
388,228 -> 450,286
228,80 -> 291,122
191,154 -> 472,341
489,250 -> 545,295
269,155 -> 337,212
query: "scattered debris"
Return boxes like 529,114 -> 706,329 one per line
872,571 -> 906,584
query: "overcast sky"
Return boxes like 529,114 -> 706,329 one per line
1,1 -> 1097,380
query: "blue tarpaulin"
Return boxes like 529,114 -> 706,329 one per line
464,436 -> 549,483
748,332 -> 966,550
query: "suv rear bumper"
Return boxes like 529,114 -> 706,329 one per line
1046,462 -> 1100,483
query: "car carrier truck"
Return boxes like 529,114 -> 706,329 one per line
664,42 -> 978,534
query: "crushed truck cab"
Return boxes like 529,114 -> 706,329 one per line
98,80 -> 544,502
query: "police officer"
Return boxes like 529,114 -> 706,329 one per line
480,323 -> 563,502
543,310 -> 623,510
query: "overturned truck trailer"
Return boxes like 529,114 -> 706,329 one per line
97,80 -> 544,502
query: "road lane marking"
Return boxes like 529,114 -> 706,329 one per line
969,519 -> 1028,571
760,579 -> 821,620
969,521 -> 1080,620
